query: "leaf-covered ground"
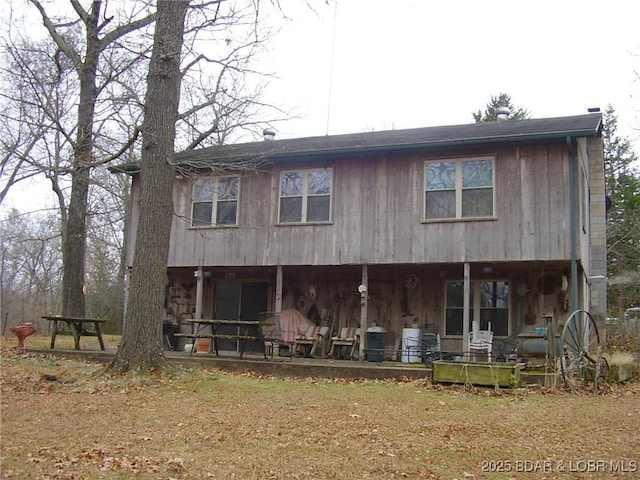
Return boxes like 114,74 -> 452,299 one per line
1,337 -> 639,479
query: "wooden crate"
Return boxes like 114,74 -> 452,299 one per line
432,360 -> 521,388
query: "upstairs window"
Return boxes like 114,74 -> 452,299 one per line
425,158 -> 494,220
191,176 -> 239,227
279,168 -> 332,223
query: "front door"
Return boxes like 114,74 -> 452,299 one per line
214,281 -> 269,352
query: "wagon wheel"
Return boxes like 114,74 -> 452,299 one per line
559,310 -> 607,391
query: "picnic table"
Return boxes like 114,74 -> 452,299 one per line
42,316 -> 106,351
175,319 -> 270,358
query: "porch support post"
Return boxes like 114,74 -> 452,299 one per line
472,278 -> 481,338
275,266 -> 283,314
463,263 -> 471,360
272,266 -> 283,357
194,266 -> 203,321
359,264 -> 368,363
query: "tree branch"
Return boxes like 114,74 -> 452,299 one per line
29,0 -> 83,74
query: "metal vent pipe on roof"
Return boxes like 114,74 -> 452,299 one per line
496,106 -> 511,121
263,128 -> 276,141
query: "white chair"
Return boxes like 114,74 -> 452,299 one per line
469,324 -> 494,362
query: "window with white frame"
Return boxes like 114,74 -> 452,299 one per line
444,280 -> 509,336
191,176 -> 239,227
279,168 -> 332,223
425,158 -> 494,220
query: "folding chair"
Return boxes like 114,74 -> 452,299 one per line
293,326 -> 330,357
328,327 -> 361,360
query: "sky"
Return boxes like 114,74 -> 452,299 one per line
262,0 -> 639,145
2,0 -> 639,212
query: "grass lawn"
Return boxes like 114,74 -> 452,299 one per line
1,335 -> 639,479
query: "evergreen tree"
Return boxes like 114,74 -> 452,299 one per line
603,105 -> 640,318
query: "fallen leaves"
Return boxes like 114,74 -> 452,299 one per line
16,446 -> 187,477
2,339 -> 640,480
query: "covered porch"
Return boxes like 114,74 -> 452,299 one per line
160,259 -> 591,366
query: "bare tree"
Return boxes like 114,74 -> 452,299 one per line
1,1 -> 289,324
0,35 -> 77,210
84,167 -> 130,328
110,0 -> 189,373
27,1 -> 155,318
0,209 -> 62,334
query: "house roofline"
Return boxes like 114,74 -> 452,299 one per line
109,112 -> 602,174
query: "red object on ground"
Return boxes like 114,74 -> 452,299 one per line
9,322 -> 36,348
195,339 -> 211,353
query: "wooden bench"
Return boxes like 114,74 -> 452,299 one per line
42,316 -> 106,351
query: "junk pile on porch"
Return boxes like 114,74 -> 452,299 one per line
159,301 -> 634,391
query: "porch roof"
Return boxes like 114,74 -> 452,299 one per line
110,112 -> 602,173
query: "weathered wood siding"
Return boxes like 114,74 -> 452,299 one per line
131,143 -> 577,268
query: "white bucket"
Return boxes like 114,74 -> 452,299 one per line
401,328 -> 422,363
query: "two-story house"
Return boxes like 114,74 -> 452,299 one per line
118,111 -> 606,360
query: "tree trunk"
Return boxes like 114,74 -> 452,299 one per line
61,1 -> 102,317
110,0 -> 189,373
62,171 -> 89,317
